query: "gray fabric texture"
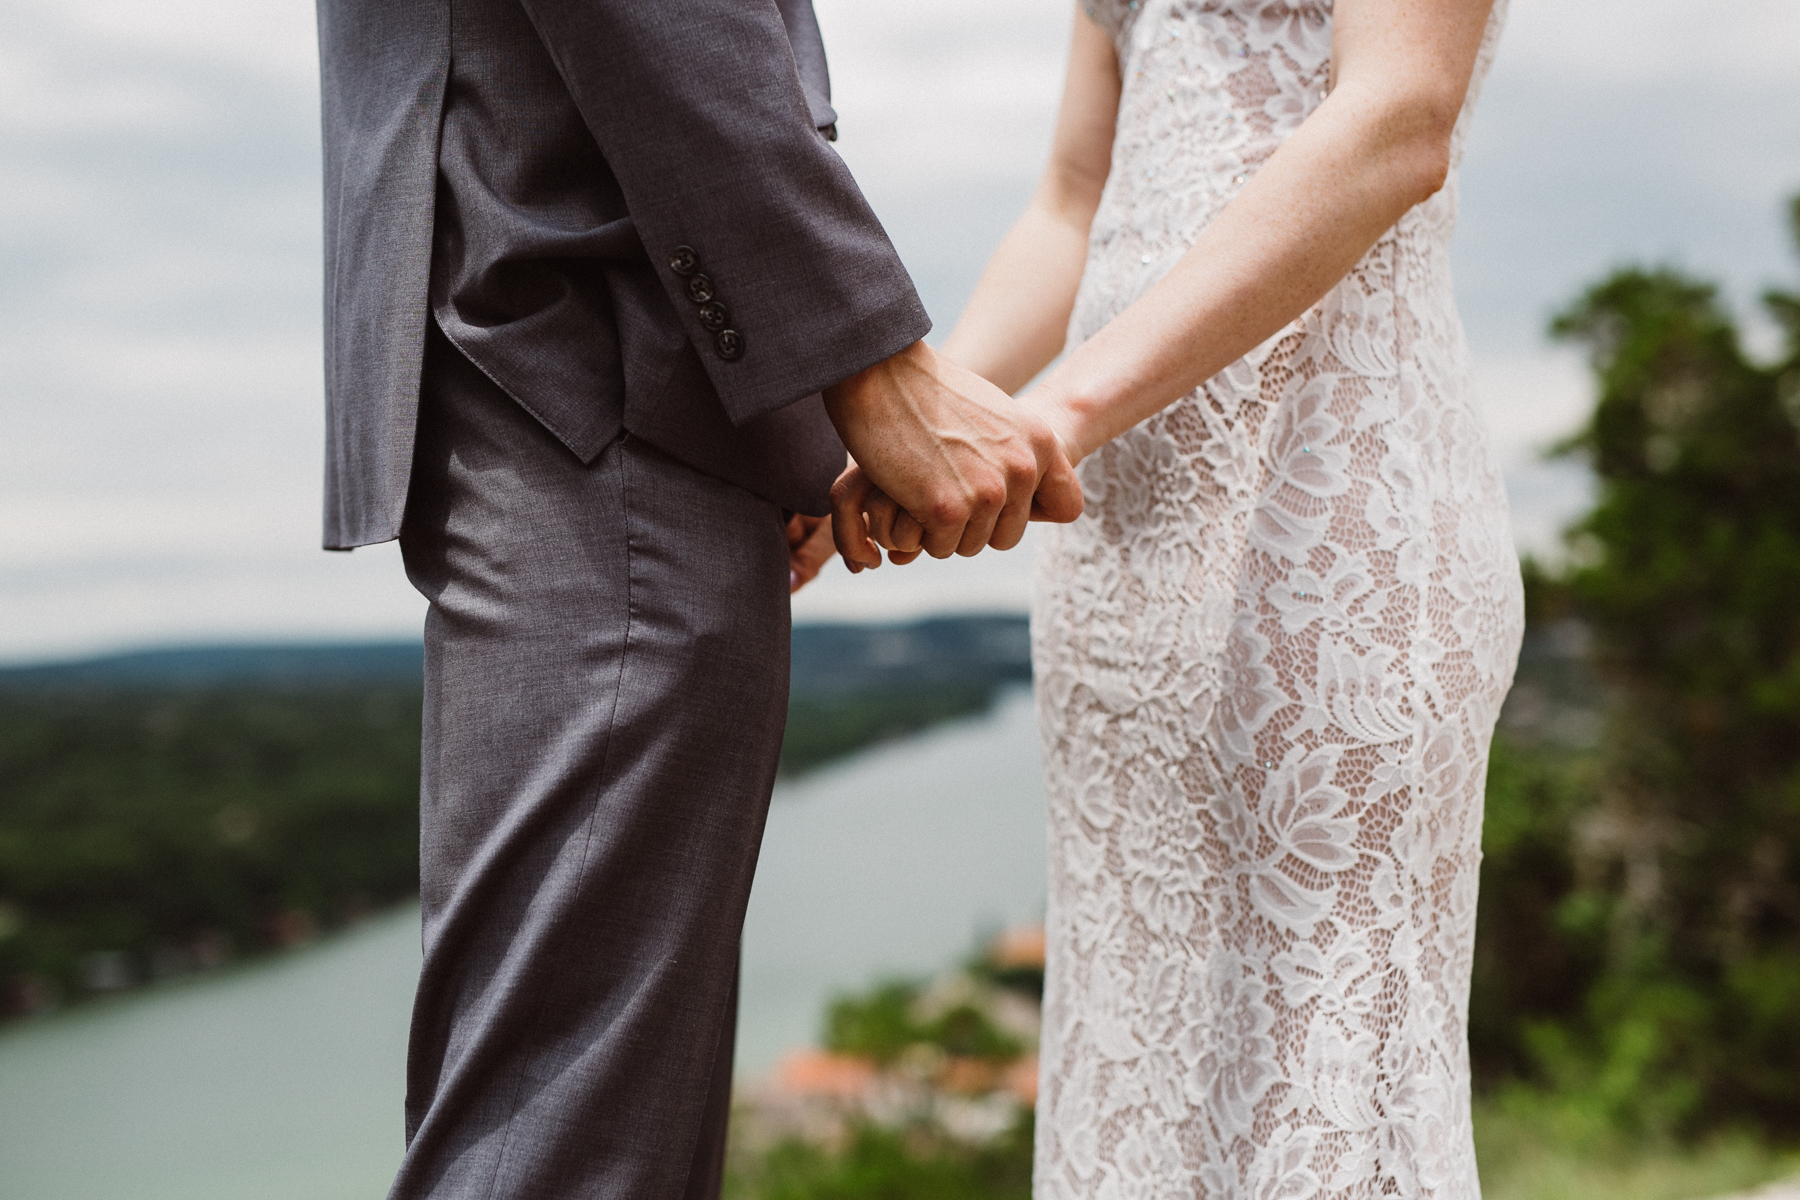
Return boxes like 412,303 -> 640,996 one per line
317,0 -> 931,548
392,326 -> 792,1199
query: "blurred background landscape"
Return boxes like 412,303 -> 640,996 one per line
2,0 -> 1798,1197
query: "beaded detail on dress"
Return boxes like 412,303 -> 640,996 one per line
1031,2 -> 1520,1197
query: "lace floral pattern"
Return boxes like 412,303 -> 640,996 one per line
1032,2 -> 1520,1197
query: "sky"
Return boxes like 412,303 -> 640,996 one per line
1,0 -> 1796,664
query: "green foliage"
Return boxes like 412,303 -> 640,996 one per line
1469,735 -> 1607,1088
930,1004 -> 1023,1061
1469,194 -> 1800,1139
727,1118 -> 1035,1200
825,982 -> 924,1065
822,981 -> 1023,1065
1473,1096 -> 1800,1200
0,687 -> 422,1011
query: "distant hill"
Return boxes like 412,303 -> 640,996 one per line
790,615 -> 1030,695
0,643 -> 427,689
0,615 -> 1032,696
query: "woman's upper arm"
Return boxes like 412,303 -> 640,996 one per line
1040,6 -> 1123,221
1330,0 -> 1496,133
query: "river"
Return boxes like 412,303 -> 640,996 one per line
0,688 -> 1046,1199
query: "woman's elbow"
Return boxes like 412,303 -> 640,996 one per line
1390,93 -> 1458,206
1039,158 -> 1110,229
1406,135 -> 1452,204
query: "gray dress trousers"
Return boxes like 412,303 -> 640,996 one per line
393,325 -> 791,1199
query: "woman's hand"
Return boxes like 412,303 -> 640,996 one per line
786,512 -> 837,592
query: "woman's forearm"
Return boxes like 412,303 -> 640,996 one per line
1035,0 -> 1497,463
941,193 -> 1095,393
1038,78 -> 1457,462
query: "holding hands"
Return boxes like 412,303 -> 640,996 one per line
818,340 -> 1083,577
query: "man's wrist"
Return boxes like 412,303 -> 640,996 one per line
823,342 -> 894,424
823,339 -> 932,443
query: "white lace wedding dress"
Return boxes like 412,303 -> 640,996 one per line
1031,2 -> 1523,1197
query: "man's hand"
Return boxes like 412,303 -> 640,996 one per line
823,341 -> 1083,569
786,512 -> 836,593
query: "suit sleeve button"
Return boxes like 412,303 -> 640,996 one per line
714,329 -> 745,361
685,274 -> 716,303
697,301 -> 730,331
669,246 -> 699,275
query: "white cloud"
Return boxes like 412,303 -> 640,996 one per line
1472,349 -> 1590,459
49,0 -> 320,84
820,0 -> 1069,189
1469,350 -> 1596,560
1502,0 -> 1800,87
0,542 -> 424,665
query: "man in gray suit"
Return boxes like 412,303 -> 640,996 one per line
314,0 -> 1080,1196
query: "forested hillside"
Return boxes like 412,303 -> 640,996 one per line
0,617 -> 1031,1017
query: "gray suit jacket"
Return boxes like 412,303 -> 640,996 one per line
317,0 -> 931,549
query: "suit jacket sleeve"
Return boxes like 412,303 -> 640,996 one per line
516,0 -> 931,425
